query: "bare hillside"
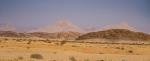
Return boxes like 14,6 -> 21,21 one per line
30,31 -> 81,39
0,31 -> 31,38
76,29 -> 150,41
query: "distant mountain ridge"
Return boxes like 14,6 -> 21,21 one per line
29,31 -> 81,39
0,31 -> 81,40
0,29 -> 150,41
76,29 -> 150,41
0,31 -> 31,37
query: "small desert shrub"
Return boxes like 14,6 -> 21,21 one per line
121,47 -> 125,50
122,59 -> 125,61
1,46 -> 4,48
18,56 -> 23,60
52,52 -> 57,54
84,59 -> 90,61
27,40 -> 32,44
13,58 -> 19,61
4,38 -> 8,41
98,52 -> 104,54
26,46 -> 30,49
100,60 -> 104,61
51,60 -> 56,61
69,56 -> 77,61
47,41 -> 51,43
115,47 -> 124,50
44,39 -> 51,43
71,45 -> 78,47
128,50 -> 133,53
96,60 -> 104,61
60,40 -> 67,46
16,39 -> 21,42
115,47 -> 120,49
30,54 -> 43,59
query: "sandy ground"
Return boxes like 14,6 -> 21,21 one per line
0,38 -> 150,61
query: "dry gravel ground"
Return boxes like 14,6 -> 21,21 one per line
0,38 -> 150,61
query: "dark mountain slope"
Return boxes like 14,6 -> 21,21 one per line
76,29 -> 150,41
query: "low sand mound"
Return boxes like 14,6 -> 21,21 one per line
76,29 -> 150,41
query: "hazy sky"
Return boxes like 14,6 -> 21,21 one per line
0,0 -> 149,32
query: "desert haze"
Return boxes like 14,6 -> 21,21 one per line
0,20 -> 150,61
0,0 -> 150,61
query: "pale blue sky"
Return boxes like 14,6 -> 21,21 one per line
0,0 -> 149,32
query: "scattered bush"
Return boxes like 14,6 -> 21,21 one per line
1,46 -> 4,48
122,59 -> 125,61
100,60 -> 104,61
52,52 -> 57,54
43,39 -> 51,43
16,39 -> 21,42
71,45 -> 78,47
98,52 -> 104,54
115,47 -> 124,50
115,47 -> 120,49
128,50 -> 133,53
84,59 -> 90,61
121,47 -> 125,50
60,40 -> 67,46
26,46 -> 30,49
27,40 -> 32,44
4,38 -> 8,41
96,60 -> 104,61
30,54 -> 43,59
47,41 -> 51,43
69,56 -> 77,61
18,56 -> 23,60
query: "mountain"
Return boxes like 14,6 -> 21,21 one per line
100,22 -> 136,31
76,29 -> 150,41
0,31 -> 31,37
0,31 -> 81,40
30,19 -> 84,33
29,31 -> 81,40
